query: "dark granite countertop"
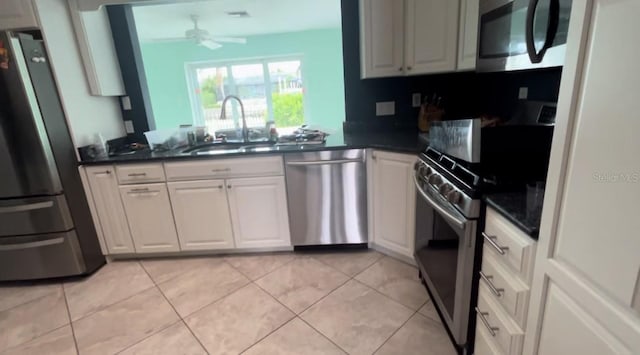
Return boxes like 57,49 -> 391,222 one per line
79,130 -> 427,165
484,191 -> 543,239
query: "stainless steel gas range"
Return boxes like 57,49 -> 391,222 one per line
413,101 -> 556,354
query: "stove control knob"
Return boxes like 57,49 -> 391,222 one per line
428,174 -> 442,186
447,190 -> 462,204
424,166 -> 433,177
439,183 -> 453,196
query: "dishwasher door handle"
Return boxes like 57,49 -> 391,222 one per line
286,159 -> 363,166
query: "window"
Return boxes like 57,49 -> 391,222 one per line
187,57 -> 304,132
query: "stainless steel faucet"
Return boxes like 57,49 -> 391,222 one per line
219,95 -> 249,142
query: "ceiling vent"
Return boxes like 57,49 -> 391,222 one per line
226,11 -> 250,18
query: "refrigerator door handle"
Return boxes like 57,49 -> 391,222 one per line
4,32 -> 63,194
0,237 -> 64,251
0,201 -> 54,214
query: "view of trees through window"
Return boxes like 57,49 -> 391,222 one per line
192,59 -> 304,132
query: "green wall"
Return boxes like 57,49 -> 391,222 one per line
140,29 -> 346,130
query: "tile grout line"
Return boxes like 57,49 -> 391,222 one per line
0,281 -> 61,314
137,260 -> 211,355
63,262 -> 157,324
371,309 -> 420,355
61,283 -> 81,355
296,316 -> 351,355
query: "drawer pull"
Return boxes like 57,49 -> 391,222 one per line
129,188 -> 159,194
128,172 -> 147,177
218,185 -> 224,189
94,170 -> 110,175
479,271 -> 504,297
212,168 -> 231,173
483,232 -> 509,255
475,307 -> 499,336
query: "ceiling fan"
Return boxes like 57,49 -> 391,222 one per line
155,14 -> 246,50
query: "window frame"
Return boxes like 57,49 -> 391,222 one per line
184,54 -> 305,129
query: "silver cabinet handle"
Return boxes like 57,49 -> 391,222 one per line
218,185 -> 224,189
479,271 -> 504,297
128,172 -> 147,177
483,232 -> 509,255
286,159 -> 363,166
212,168 -> 231,172
129,188 -> 159,194
475,307 -> 499,336
227,185 -> 232,189
0,201 -> 54,214
94,170 -> 110,175
0,237 -> 64,251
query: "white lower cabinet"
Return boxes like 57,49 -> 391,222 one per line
226,176 -> 291,249
119,183 -> 180,253
167,180 -> 235,251
84,166 -> 134,254
371,151 -> 417,258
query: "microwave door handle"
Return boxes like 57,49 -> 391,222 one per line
526,0 -> 561,63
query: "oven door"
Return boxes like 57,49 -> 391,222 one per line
413,175 -> 477,347
477,0 -> 571,72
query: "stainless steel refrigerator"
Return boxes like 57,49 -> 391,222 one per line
0,31 -> 105,281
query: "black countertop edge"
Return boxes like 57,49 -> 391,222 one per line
78,132 -> 428,166
484,193 -> 542,239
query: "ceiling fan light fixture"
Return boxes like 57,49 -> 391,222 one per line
226,11 -> 250,18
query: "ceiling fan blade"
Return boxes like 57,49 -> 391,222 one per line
146,37 -> 188,43
199,40 -> 222,50
210,36 -> 247,44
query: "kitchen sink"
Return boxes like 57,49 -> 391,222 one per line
181,141 -> 276,154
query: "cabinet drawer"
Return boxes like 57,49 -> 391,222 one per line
116,164 -> 166,184
476,283 -> 524,355
483,208 -> 536,283
164,156 -> 284,181
481,249 -> 530,328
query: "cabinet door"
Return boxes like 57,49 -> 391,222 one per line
405,0 -> 459,75
457,0 -> 479,70
523,1 -> 640,354
85,166 -> 134,254
371,151 -> 416,258
359,0 -> 405,78
0,0 -> 37,30
119,183 -> 180,253
227,177 -> 291,248
168,180 -> 235,251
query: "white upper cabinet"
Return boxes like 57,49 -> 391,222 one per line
360,0 -> 471,78
404,0 -> 459,75
371,151 -> 417,258
0,0 -> 37,30
360,0 -> 405,78
227,176 -> 291,249
524,1 -> 640,353
168,180 -> 235,251
85,166 -> 134,254
457,0 -> 479,70
67,0 -> 125,96
119,183 -> 180,253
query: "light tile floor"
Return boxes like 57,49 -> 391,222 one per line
0,250 -> 456,355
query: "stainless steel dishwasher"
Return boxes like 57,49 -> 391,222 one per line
284,149 -> 367,246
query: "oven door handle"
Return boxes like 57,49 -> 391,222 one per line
413,175 -> 466,230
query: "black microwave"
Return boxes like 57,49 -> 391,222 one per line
477,0 -> 572,72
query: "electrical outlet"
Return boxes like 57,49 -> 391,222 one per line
121,96 -> 132,110
412,93 -> 422,108
518,87 -> 529,99
376,101 -> 395,116
124,120 -> 135,134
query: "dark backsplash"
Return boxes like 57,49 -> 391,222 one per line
340,0 -> 563,130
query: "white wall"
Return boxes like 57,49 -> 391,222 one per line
33,0 -> 125,148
